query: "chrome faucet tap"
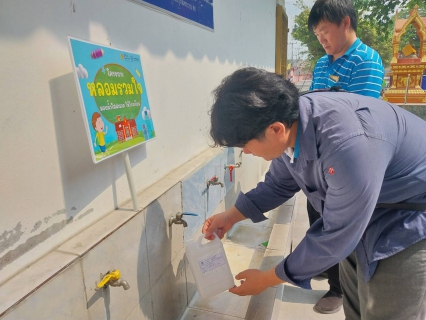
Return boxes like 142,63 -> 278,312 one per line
169,212 -> 199,228
225,162 -> 241,169
206,176 -> 224,188
109,278 -> 130,290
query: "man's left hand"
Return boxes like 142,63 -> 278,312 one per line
229,268 -> 284,296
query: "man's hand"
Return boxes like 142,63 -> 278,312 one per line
202,206 -> 245,240
229,268 -> 284,296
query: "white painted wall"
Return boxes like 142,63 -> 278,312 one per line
0,0 -> 276,284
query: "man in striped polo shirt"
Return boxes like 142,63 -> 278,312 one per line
306,0 -> 384,314
309,0 -> 384,97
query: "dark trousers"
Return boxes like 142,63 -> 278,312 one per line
340,240 -> 426,319
307,200 -> 342,295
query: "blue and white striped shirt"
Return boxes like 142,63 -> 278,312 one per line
309,38 -> 384,98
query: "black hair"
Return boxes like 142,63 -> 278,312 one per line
308,0 -> 357,33
209,67 -> 300,148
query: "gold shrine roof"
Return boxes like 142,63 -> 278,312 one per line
394,6 -> 426,35
395,17 -> 426,34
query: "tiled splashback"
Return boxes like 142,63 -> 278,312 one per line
223,147 -> 237,194
182,167 -> 206,242
204,154 -> 226,218
0,147 -> 266,320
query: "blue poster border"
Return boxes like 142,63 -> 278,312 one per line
67,36 -> 156,164
129,0 -> 214,31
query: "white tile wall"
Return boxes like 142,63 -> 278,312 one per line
1,261 -> 89,320
145,183 -> 184,285
0,251 -> 77,316
126,290 -> 154,320
81,209 -> 150,320
151,249 -> 187,320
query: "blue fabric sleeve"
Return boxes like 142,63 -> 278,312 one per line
347,60 -> 384,98
275,135 -> 394,287
234,156 -> 301,222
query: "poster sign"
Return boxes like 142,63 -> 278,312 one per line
132,0 -> 214,30
68,37 -> 156,163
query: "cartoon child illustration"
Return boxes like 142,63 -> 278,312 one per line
92,112 -> 109,157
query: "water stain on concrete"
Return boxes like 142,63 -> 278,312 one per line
31,220 -> 42,233
0,223 -> 24,255
0,216 -> 73,271
53,209 -> 66,216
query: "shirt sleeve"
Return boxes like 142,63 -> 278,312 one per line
275,134 -> 394,288
235,156 -> 300,222
347,60 -> 384,98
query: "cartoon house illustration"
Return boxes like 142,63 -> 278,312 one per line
115,115 -> 138,142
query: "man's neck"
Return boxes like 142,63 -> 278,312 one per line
332,33 -> 357,62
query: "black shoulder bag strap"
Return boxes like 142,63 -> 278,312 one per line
299,86 -> 426,212
376,203 -> 426,211
299,86 -> 343,96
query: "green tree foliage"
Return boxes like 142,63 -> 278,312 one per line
398,5 -> 426,18
357,20 -> 393,67
354,1 -> 425,40
292,8 -> 324,69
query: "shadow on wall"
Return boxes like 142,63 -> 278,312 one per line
49,73 -> 147,218
83,207 -> 155,320
140,191 -> 188,319
0,0 -> 274,67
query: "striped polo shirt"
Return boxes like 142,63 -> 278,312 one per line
309,38 -> 384,98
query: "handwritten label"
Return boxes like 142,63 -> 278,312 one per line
198,252 -> 226,274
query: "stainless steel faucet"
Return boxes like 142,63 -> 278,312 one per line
206,176 -> 224,188
169,212 -> 198,227
109,278 -> 130,290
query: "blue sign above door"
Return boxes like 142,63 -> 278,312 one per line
132,0 -> 214,30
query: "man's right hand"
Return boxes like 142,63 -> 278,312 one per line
202,206 -> 246,240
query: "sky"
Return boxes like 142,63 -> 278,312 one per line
285,0 -> 316,59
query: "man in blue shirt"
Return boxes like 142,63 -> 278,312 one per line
203,67 -> 426,320
305,0 -> 385,312
308,0 -> 384,97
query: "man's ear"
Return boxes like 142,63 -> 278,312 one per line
343,16 -> 351,29
269,122 -> 286,135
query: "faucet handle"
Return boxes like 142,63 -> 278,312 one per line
225,163 -> 241,169
96,269 -> 121,290
176,212 -> 198,218
182,212 -> 198,216
169,212 -> 198,227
